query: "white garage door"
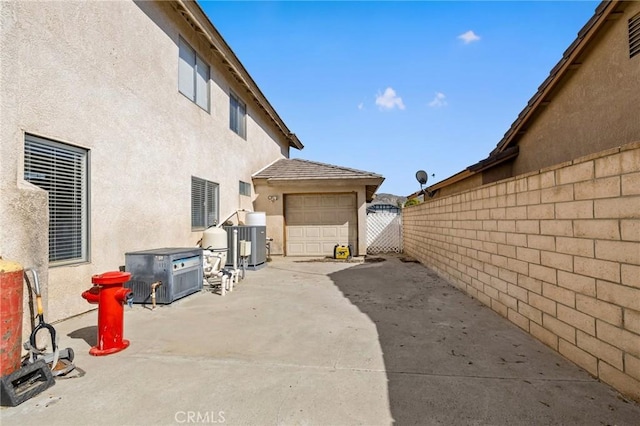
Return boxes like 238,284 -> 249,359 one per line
285,193 -> 358,256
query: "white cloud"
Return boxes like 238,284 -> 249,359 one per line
428,92 -> 447,108
458,30 -> 480,44
358,102 -> 364,110
375,87 -> 405,110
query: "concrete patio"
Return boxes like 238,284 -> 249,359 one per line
1,255 -> 639,425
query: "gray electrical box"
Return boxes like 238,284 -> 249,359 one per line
124,247 -> 203,304
223,226 -> 266,270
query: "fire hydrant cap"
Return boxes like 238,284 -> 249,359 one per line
92,271 -> 131,285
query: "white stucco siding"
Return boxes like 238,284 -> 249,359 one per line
0,1 -> 292,321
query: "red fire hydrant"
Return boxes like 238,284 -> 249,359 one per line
81,271 -> 133,356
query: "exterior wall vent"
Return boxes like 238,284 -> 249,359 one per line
630,13 -> 640,58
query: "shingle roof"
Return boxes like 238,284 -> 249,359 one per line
253,158 -> 383,180
253,158 -> 384,202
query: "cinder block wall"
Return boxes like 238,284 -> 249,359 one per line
403,142 -> 640,401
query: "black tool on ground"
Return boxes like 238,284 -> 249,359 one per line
0,359 -> 55,407
23,269 -> 76,377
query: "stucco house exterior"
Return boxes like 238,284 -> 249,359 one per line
0,0 -> 382,323
403,0 -> 640,401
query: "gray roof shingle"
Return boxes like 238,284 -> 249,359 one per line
253,158 -> 383,181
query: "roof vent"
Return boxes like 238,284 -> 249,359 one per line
630,13 -> 640,58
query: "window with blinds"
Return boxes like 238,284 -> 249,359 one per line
191,177 -> 219,230
630,13 -> 640,59
178,37 -> 210,111
24,135 -> 89,265
229,92 -> 246,139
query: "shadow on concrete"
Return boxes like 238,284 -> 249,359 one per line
68,326 -> 97,348
328,255 -> 640,425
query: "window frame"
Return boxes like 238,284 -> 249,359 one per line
191,176 -> 219,231
24,134 -> 90,266
229,91 -> 247,139
178,37 -> 210,111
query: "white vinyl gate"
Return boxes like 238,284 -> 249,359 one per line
367,212 -> 402,254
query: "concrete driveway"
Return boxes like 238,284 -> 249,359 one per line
1,255 -> 639,425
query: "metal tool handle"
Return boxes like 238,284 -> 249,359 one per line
24,268 -> 41,295
24,268 -> 43,316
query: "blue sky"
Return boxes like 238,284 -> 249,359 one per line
200,1 -> 599,196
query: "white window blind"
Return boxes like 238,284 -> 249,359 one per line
191,177 -> 219,230
24,135 -> 89,264
195,55 -> 210,110
178,39 -> 196,100
179,37 -> 210,111
229,92 -> 246,138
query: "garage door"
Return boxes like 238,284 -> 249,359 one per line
285,193 -> 358,256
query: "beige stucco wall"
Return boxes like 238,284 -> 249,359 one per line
512,2 -> 640,176
403,142 -> 640,402
0,1 -> 292,323
253,180 -> 368,257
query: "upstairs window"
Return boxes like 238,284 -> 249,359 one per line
24,134 -> 89,265
630,13 -> 640,58
191,177 -> 219,230
229,92 -> 246,138
179,37 -> 210,111
239,181 -> 251,197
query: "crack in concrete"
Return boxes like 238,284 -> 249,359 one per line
128,352 -> 594,383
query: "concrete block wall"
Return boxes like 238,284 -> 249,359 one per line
403,142 -> 640,401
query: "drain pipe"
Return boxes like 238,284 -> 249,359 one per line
150,281 -> 162,310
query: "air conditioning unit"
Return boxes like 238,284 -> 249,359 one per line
223,226 -> 266,270
124,248 -> 203,304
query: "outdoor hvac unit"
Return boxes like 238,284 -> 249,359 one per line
124,248 -> 203,304
223,225 -> 266,270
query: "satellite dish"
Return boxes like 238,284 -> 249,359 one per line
415,170 -> 428,186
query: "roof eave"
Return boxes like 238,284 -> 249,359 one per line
406,146 -> 520,198
493,0 -> 622,155
253,175 -> 384,203
258,176 -> 384,185
174,0 -> 303,150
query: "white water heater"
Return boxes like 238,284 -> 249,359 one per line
245,212 -> 266,227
